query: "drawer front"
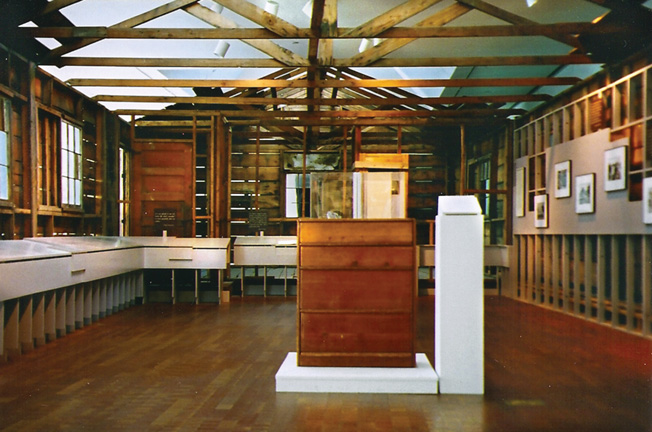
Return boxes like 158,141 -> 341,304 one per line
299,220 -> 414,245
299,312 -> 413,354
299,269 -> 414,311
300,245 -> 413,269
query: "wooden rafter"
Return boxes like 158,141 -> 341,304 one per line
69,77 -> 580,88
184,3 -> 309,67
18,22 -> 625,40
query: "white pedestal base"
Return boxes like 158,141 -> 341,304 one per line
275,352 -> 439,394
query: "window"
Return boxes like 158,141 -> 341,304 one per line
61,121 -> 82,206
0,98 -> 9,201
285,173 -> 309,218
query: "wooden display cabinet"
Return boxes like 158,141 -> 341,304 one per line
297,219 -> 417,368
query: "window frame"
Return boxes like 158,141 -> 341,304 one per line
60,120 -> 83,208
0,97 -> 11,203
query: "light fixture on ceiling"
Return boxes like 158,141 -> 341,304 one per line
264,1 -> 279,15
302,0 -> 313,17
199,0 -> 224,13
213,40 -> 230,57
358,38 -> 372,53
526,0 -> 538,7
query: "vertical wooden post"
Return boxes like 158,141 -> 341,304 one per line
460,125 -> 466,195
192,116 -> 197,238
29,63 -> 39,237
397,125 -> 402,154
342,127 -> 348,215
354,126 -> 362,162
255,124 -> 260,210
302,126 -> 307,218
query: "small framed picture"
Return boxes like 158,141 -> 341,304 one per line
643,177 -> 652,224
604,146 -> 627,191
515,167 -> 525,217
575,173 -> 595,214
554,160 -> 571,198
534,194 -> 548,228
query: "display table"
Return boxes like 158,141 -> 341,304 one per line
233,236 -> 296,296
1,236 -> 230,360
297,219 -> 417,368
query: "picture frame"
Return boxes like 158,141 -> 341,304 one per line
554,160 -> 571,198
643,177 -> 652,224
515,167 -> 525,217
604,146 -> 627,191
534,194 -> 548,228
575,173 -> 595,214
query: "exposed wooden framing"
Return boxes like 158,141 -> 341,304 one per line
597,235 -> 607,323
45,0 -> 198,60
19,22 -> 625,40
347,3 -> 472,67
585,235 -> 594,320
29,63 -> 38,237
192,116 -> 198,238
105,93 -> 550,108
50,54 -> 594,68
317,0 -> 337,66
255,125 -> 260,210
456,0 -> 581,50
211,0 -> 303,38
69,77 -> 579,89
551,235 -> 560,309
562,235 -> 571,313
460,124 -> 466,194
184,3 -> 309,67
573,236 -> 582,315
610,236 -> 619,328
341,0 -> 445,38
40,0 -> 84,16
625,236 -> 636,331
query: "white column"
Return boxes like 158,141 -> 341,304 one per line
435,196 -> 484,394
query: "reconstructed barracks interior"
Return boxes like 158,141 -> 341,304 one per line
1,0 -> 652,430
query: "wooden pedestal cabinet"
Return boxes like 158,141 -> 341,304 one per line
297,219 -> 417,368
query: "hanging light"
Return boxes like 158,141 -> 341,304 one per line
264,1 -> 279,15
358,38 -> 372,53
199,0 -> 223,13
302,0 -> 313,17
213,40 -> 230,57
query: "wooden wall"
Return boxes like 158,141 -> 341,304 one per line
0,43 -> 129,239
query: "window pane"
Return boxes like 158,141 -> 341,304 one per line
62,123 -> 68,150
74,128 -> 81,154
0,131 -> 7,166
62,176 -> 68,203
75,179 -> 82,206
0,166 -> 8,200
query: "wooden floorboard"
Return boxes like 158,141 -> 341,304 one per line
0,296 -> 651,431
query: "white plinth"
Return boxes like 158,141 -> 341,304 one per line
435,195 -> 484,395
275,353 -> 438,394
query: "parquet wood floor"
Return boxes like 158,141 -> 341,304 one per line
0,296 -> 650,431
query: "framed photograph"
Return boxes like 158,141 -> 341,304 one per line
515,167 -> 525,217
534,194 -> 548,228
644,177 -> 652,224
554,160 -> 571,198
604,146 -> 627,191
575,173 -> 595,214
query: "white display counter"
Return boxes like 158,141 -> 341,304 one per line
233,236 -> 296,296
0,236 -> 231,360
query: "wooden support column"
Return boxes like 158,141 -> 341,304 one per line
460,125 -> 466,195
585,236 -> 594,320
214,115 -> 230,238
397,125 -> 402,154
643,236 -> 652,336
302,126 -> 308,218
354,126 -> 362,162
192,117 -> 198,238
28,63 -> 39,237
255,124 -> 260,210
596,235 -> 607,323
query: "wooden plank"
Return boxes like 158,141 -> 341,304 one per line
573,236 -> 582,315
69,77 -> 581,88
347,2 -> 472,67
551,235 -> 560,309
585,236 -> 594,320
230,181 -> 278,195
626,236 -> 635,331
231,153 -> 280,168
643,236 -> 652,336
231,167 -> 279,181
184,3 -> 310,67
300,246 -> 415,269
611,236 -> 619,328
53,54 -> 594,68
299,219 -> 414,245
299,270 -> 414,311
596,236 -> 607,323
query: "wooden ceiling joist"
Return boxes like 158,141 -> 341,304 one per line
72,77 -> 579,88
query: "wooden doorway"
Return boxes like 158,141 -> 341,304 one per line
131,140 -> 193,237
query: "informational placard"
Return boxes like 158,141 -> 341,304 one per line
154,208 -> 177,228
248,210 -> 268,231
